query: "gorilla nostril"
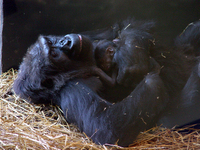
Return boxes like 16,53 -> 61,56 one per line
66,39 -> 72,46
60,39 -> 65,45
60,36 -> 72,47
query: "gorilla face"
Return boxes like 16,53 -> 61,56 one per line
23,34 -> 93,72
13,33 -> 94,102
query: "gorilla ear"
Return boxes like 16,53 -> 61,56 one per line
106,46 -> 115,56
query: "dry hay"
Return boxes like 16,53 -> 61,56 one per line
1,69 -> 200,150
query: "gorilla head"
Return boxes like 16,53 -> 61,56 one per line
13,34 -> 96,103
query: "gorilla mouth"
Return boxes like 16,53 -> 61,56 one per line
78,34 -> 82,53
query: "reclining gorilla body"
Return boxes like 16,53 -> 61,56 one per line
13,19 -> 200,146
13,34 -> 168,146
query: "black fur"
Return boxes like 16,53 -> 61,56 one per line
92,19 -> 158,102
92,19 -> 193,97
158,20 -> 200,127
175,20 -> 200,57
13,32 -> 168,146
158,62 -> 200,127
13,19 -> 200,146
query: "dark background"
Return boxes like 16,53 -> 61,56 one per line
2,0 -> 200,72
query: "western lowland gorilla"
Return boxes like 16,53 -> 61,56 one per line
90,20 -> 160,102
13,33 -> 168,146
89,20 -> 157,88
13,19 -> 200,146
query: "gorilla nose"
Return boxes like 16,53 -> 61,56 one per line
59,34 -> 82,59
59,36 -> 72,48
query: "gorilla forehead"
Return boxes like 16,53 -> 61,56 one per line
29,35 -> 64,55
25,36 -> 49,67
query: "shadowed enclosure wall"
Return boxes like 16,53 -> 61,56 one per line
2,1 -> 200,72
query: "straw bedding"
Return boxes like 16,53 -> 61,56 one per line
1,69 -> 200,149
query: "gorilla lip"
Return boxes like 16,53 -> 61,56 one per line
78,34 -> 82,53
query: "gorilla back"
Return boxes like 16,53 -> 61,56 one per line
13,34 -> 168,146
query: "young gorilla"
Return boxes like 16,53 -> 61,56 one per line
92,39 -> 160,102
93,39 -> 160,87
87,19 -> 194,99
93,40 -> 117,87
91,20 -> 157,88
89,18 -> 200,128
13,33 -> 168,147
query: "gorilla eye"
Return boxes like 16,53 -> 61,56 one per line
60,37 -> 72,46
47,40 -> 52,45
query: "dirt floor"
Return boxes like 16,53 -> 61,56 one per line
1,69 -> 200,150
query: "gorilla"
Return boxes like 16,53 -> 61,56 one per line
158,20 -> 200,128
13,19 -> 200,146
13,33 -> 168,146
